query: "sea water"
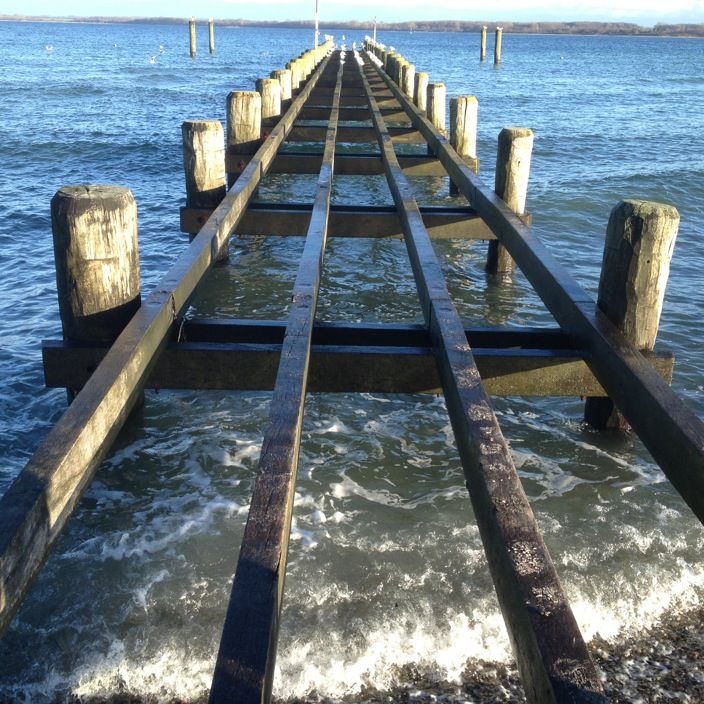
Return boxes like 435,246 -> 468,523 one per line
0,21 -> 703,702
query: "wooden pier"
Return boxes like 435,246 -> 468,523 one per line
1,38 -> 703,703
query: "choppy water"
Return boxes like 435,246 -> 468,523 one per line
1,21 -> 704,702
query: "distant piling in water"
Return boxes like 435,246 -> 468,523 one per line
209,18 -> 215,54
480,26 -> 487,61
189,17 -> 196,58
494,27 -> 503,64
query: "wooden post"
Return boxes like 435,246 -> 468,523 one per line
480,25 -> 487,61
182,120 -> 227,259
401,63 -> 415,100
208,18 -> 215,54
585,200 -> 680,430
256,78 -> 282,129
414,72 -> 429,112
189,17 -> 196,58
51,185 -> 140,350
226,91 -> 261,187
427,82 -> 446,156
486,127 -> 533,275
271,69 -> 292,112
449,96 -> 479,195
495,27 -> 503,64
287,59 -> 304,92
182,120 -> 226,209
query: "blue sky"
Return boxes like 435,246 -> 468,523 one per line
2,0 -> 703,24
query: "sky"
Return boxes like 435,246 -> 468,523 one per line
2,0 -> 703,24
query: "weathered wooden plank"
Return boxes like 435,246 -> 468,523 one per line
0,48 -> 334,640
42,339 -> 673,397
366,50 -> 704,527
207,51 -> 345,704
225,150 -> 444,176
300,105 -> 409,122
178,320 -> 575,348
181,203 -> 502,239
360,55 -> 605,703
289,125 -> 422,143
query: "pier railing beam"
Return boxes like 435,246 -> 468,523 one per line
450,96 -> 479,195
585,200 -> 680,430
486,127 -> 533,275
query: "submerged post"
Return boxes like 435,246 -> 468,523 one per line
51,185 -> 141,393
226,91 -> 262,187
449,95 -> 479,195
189,17 -> 196,58
585,200 -> 680,430
480,25 -> 487,61
494,27 -> 503,64
208,18 -> 215,54
486,127 -> 533,275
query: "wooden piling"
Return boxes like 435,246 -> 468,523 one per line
256,78 -> 282,128
189,17 -> 196,58
414,72 -> 429,112
495,27 -> 503,64
585,200 -> 680,430
182,120 -> 226,209
481,25 -> 487,61
449,96 -> 479,195
287,59 -> 304,92
271,68 -> 292,111
486,127 -> 533,275
226,91 -> 262,187
401,63 -> 415,101
427,82 -> 446,155
208,18 -> 215,54
51,185 -> 140,345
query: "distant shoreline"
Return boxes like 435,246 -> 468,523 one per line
1,15 -> 703,38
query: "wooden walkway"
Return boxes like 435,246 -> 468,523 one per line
1,42 -> 704,704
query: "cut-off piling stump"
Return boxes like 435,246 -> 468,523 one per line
450,96 -> 479,195
226,91 -> 262,187
52,185 -> 141,345
271,68 -> 293,111
182,119 -> 227,259
414,72 -> 429,112
585,199 -> 680,430
256,78 -> 282,129
486,127 -> 533,275
426,82 -> 446,155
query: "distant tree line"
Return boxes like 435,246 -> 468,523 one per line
2,15 -> 704,37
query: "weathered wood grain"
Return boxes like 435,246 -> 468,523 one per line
360,52 -> 605,704
366,49 -> 704,526
208,51 -> 344,704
